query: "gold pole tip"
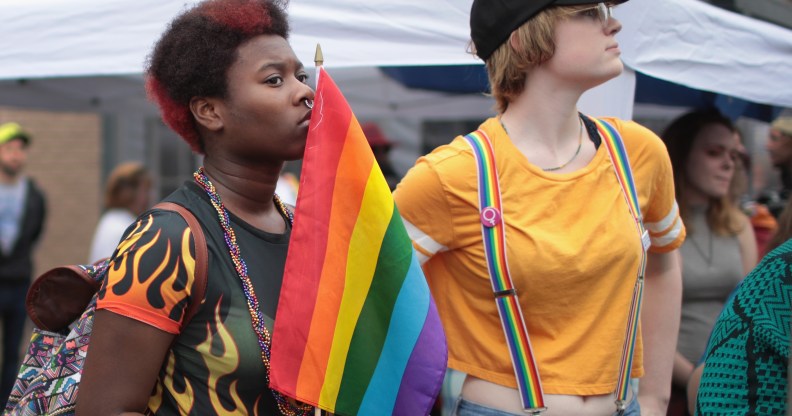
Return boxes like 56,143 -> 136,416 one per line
314,44 -> 324,67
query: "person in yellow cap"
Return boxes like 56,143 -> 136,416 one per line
759,116 -> 792,216
0,122 -> 46,401
768,116 -> 792,168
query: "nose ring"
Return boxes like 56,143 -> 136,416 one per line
304,99 -> 314,109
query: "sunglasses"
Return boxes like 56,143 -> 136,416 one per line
562,3 -> 615,28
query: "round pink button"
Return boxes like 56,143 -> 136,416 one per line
480,207 -> 501,228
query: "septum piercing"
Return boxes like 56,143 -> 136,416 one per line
304,98 -> 314,109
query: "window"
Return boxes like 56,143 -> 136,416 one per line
145,118 -> 200,200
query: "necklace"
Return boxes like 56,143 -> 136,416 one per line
687,228 -> 713,267
500,116 -> 584,172
543,117 -> 584,171
194,167 -> 312,416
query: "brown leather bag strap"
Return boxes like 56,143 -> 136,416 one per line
153,202 -> 208,324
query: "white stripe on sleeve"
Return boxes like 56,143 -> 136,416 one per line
646,201 -> 679,234
402,218 -> 447,265
651,216 -> 684,248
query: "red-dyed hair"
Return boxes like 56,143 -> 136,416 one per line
145,0 -> 289,153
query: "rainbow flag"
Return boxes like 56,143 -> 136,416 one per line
270,67 -> 447,416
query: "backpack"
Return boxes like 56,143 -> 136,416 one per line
3,202 -> 208,416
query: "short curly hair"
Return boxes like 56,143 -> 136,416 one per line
145,0 -> 290,153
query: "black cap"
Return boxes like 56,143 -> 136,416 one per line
470,0 -> 629,61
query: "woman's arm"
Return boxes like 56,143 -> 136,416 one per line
639,249 -> 683,416
671,352 -> 695,389
686,363 -> 705,416
76,310 -> 175,415
736,216 -> 758,276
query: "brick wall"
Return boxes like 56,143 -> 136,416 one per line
0,107 -> 101,277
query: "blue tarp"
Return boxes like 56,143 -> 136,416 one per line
381,65 -> 783,122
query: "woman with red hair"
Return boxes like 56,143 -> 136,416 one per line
77,0 -> 315,414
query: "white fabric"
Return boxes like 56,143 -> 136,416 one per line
618,0 -> 792,108
580,68 -> 637,120
646,200 -> 680,233
0,0 -> 790,114
275,176 -> 298,206
88,208 -> 137,263
651,218 -> 685,249
0,0 -> 476,79
402,218 -> 447,265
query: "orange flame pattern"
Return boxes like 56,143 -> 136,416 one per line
98,209 -> 277,414
147,349 -> 195,414
196,296 -> 248,414
99,213 -> 197,328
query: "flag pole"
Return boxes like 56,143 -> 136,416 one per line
314,43 -> 324,67
310,41 -> 321,415
314,43 -> 324,89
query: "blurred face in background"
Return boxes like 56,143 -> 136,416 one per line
766,128 -> 792,169
685,123 -> 739,201
131,178 -> 152,216
0,139 -> 28,179
105,163 -> 153,215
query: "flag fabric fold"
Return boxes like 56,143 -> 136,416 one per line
270,66 -> 447,416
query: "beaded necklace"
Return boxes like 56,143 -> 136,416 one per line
193,167 -> 312,416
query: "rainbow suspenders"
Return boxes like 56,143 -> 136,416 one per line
462,116 -> 650,415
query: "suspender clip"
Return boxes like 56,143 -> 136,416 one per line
641,230 -> 651,251
494,288 -> 516,298
615,399 -> 626,415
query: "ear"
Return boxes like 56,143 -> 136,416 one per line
508,31 -> 522,52
189,97 -> 224,133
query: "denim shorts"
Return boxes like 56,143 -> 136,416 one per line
454,396 -> 640,416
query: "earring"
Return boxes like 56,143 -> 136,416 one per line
304,99 -> 314,109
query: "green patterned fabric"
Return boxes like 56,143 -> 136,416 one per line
696,238 -> 791,415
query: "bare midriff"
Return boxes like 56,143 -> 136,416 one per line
461,375 -> 633,415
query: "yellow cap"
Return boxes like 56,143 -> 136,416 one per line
771,117 -> 792,137
0,123 -> 31,145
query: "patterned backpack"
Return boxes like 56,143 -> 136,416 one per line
3,202 -> 207,416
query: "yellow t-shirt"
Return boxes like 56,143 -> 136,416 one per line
393,116 -> 685,395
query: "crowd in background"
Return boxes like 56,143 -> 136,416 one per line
2,95 -> 791,416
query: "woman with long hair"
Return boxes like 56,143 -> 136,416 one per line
661,108 -> 757,415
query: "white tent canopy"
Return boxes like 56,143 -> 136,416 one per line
1,0 -> 791,119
